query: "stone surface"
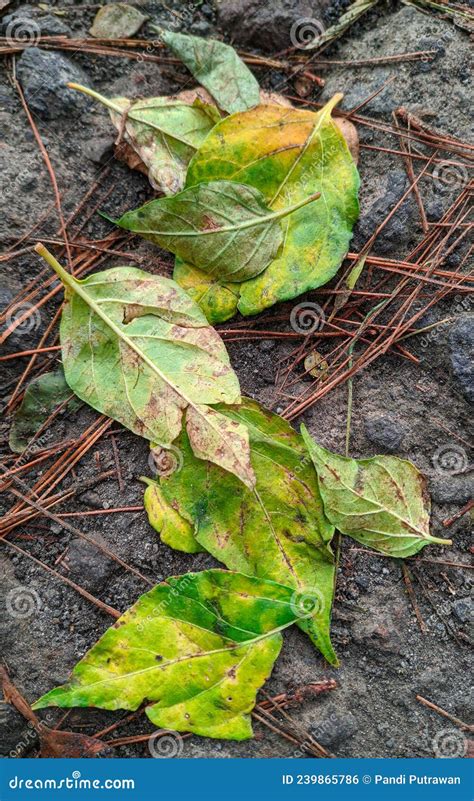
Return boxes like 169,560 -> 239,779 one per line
452,598 -> 472,625
311,708 -> 358,748
217,0 -> 331,52
1,6 -> 70,38
364,414 -> 405,452
0,702 -> 37,757
449,318 -> 474,403
66,538 -> 116,592
16,48 -> 91,119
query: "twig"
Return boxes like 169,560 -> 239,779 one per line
416,695 -> 474,732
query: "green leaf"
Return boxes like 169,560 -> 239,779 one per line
35,245 -> 255,489
89,3 -> 148,38
301,426 -> 452,558
148,398 -> 338,665
159,29 -> 260,114
68,85 -> 220,194
9,368 -> 81,454
33,569 -> 301,740
113,181 -> 320,283
174,94 -> 360,321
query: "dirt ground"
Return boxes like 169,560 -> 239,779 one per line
0,0 -> 472,759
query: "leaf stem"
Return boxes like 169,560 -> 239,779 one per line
67,83 -> 127,116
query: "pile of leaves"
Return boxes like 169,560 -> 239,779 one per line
9,30 -> 451,744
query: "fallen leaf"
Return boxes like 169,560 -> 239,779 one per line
35,245 -> 255,489
301,426 -> 452,558
9,368 -> 81,454
304,351 -> 329,379
334,117 -> 359,163
113,180 -> 320,283
33,570 -> 302,740
174,94 -> 360,322
159,28 -> 260,114
1,665 -> 105,758
68,84 -> 220,195
114,140 -> 148,177
40,728 -> 106,759
147,398 -> 338,665
90,3 -> 148,38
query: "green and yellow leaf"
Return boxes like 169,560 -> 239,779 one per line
301,426 -> 452,558
33,570 -> 301,740
174,94 -> 360,321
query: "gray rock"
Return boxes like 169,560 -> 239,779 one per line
0,702 -> 37,757
364,414 -> 405,452
217,0 -> 331,52
2,7 -> 70,38
452,598 -> 472,624
190,20 -> 211,36
355,171 -> 416,256
449,318 -> 474,403
16,48 -> 90,120
83,136 -> 115,165
429,474 -> 473,504
310,708 -> 358,748
67,538 -> 115,592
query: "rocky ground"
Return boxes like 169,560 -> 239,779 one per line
0,0 -> 472,759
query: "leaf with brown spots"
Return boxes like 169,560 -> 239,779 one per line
146,398 -> 338,665
35,245 -> 255,489
174,94 -> 360,322
67,84 -> 221,194
112,180 -> 320,283
301,426 -> 451,558
33,570 -> 303,740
